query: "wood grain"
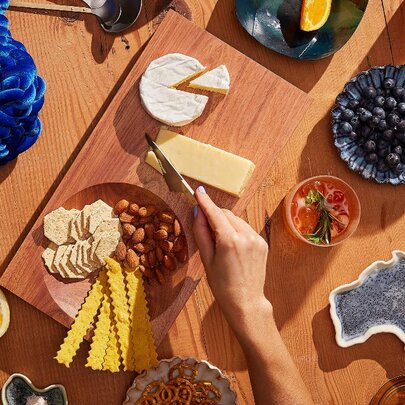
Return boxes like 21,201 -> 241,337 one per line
0,1 -> 404,404
0,10 -> 309,348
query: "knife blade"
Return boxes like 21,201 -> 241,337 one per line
145,133 -> 197,205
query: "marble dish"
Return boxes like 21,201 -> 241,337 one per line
1,373 -> 68,405
330,250 -> 405,347
235,0 -> 368,60
332,65 -> 405,185
123,356 -> 237,405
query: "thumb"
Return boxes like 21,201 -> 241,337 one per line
192,204 -> 214,269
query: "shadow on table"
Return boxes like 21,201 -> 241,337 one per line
0,158 -> 16,185
206,0 -> 332,93
313,306 -> 405,377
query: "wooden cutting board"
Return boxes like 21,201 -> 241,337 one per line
0,10 -> 310,347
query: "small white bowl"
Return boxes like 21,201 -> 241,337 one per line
329,250 -> 405,348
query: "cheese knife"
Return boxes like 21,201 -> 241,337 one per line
145,133 -> 197,206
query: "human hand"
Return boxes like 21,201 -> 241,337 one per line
192,186 -> 271,330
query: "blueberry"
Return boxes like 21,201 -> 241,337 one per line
372,107 -> 385,119
392,87 -> 405,99
377,160 -> 389,172
365,153 -> 378,164
397,103 -> 405,116
348,99 -> 359,109
342,109 -> 355,121
378,119 -> 388,131
387,113 -> 400,127
374,96 -> 385,107
363,86 -> 377,99
364,139 -> 376,152
396,132 -> 405,143
377,148 -> 388,158
349,131 -> 359,141
360,126 -> 372,137
394,145 -> 403,155
369,132 -> 379,141
359,108 -> 372,122
341,122 -> 353,134
397,120 -> 405,132
394,163 -> 403,174
383,78 -> 396,89
386,152 -> 401,167
368,116 -> 380,128
350,116 -> 360,129
385,97 -> 397,110
383,129 -> 394,141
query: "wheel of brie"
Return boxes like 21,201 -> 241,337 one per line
139,53 -> 209,127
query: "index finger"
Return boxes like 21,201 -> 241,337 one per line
195,187 -> 232,233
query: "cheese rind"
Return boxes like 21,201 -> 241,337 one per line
142,53 -> 205,87
145,129 -> 255,197
140,78 -> 208,127
189,65 -> 230,94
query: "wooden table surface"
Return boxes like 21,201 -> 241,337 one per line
0,0 -> 404,404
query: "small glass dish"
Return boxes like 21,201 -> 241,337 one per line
371,376 -> 405,405
283,175 -> 361,247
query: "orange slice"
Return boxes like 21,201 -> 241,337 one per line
300,0 -> 332,32
0,288 -> 10,338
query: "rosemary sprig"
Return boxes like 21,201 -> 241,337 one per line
303,190 -> 343,245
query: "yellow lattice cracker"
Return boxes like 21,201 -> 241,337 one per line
86,271 -> 111,370
125,266 -> 158,372
102,316 -> 121,372
55,271 -> 105,367
105,257 -> 132,370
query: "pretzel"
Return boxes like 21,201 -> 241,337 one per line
168,363 -> 198,381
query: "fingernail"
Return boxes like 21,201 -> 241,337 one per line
197,186 -> 206,194
193,205 -> 199,217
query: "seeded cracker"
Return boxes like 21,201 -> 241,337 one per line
93,218 -> 121,240
55,270 -> 105,367
94,232 -> 121,265
81,200 -> 107,237
88,202 -> 114,235
69,209 -> 81,242
86,271 -> 111,370
44,207 -> 74,246
125,267 -> 158,371
105,257 -> 132,370
42,243 -> 58,273
52,245 -> 69,277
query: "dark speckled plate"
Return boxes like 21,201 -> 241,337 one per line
235,0 -> 368,60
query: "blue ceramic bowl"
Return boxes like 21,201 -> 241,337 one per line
236,0 -> 368,60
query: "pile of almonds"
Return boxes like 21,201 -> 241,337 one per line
113,199 -> 187,284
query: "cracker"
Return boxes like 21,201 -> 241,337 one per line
59,244 -> 83,279
52,245 -> 69,278
54,270 -> 105,367
86,271 -> 111,370
42,243 -> 58,273
105,258 -> 132,370
93,218 -> 121,240
68,242 -> 84,274
79,240 -> 99,273
69,209 -> 81,242
88,203 -> 114,235
81,200 -> 107,236
94,232 -> 121,265
44,207 -> 74,246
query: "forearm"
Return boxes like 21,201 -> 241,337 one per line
228,299 -> 313,405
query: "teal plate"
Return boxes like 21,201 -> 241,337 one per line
236,0 -> 368,60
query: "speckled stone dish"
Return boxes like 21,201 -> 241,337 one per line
329,251 -> 405,348
123,356 -> 237,405
332,65 -> 405,185
1,373 -> 68,405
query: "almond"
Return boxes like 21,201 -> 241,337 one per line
119,212 -> 134,223
173,236 -> 185,252
163,255 -> 177,271
133,243 -> 146,254
158,210 -> 175,224
173,219 -> 182,236
168,234 -> 175,242
128,202 -> 140,216
126,249 -> 139,268
114,199 -> 129,215
175,247 -> 188,263
140,265 -> 154,278
146,239 -> 156,249
139,217 -> 152,225
160,240 -> 173,253
159,222 -> 173,233
152,216 -> 160,226
155,246 -> 164,262
154,229 -> 168,241
115,241 -> 127,261
139,205 -> 156,217
148,250 -> 157,267
131,227 -> 145,244
122,223 -> 136,238
140,254 -> 149,267
155,268 -> 165,284
144,223 -> 155,239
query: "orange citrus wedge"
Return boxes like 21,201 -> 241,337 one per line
0,288 -> 10,338
300,0 -> 332,32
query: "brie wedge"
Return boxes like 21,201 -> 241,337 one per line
140,77 -> 209,127
189,65 -> 230,94
142,53 -> 206,87
145,129 -> 255,197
